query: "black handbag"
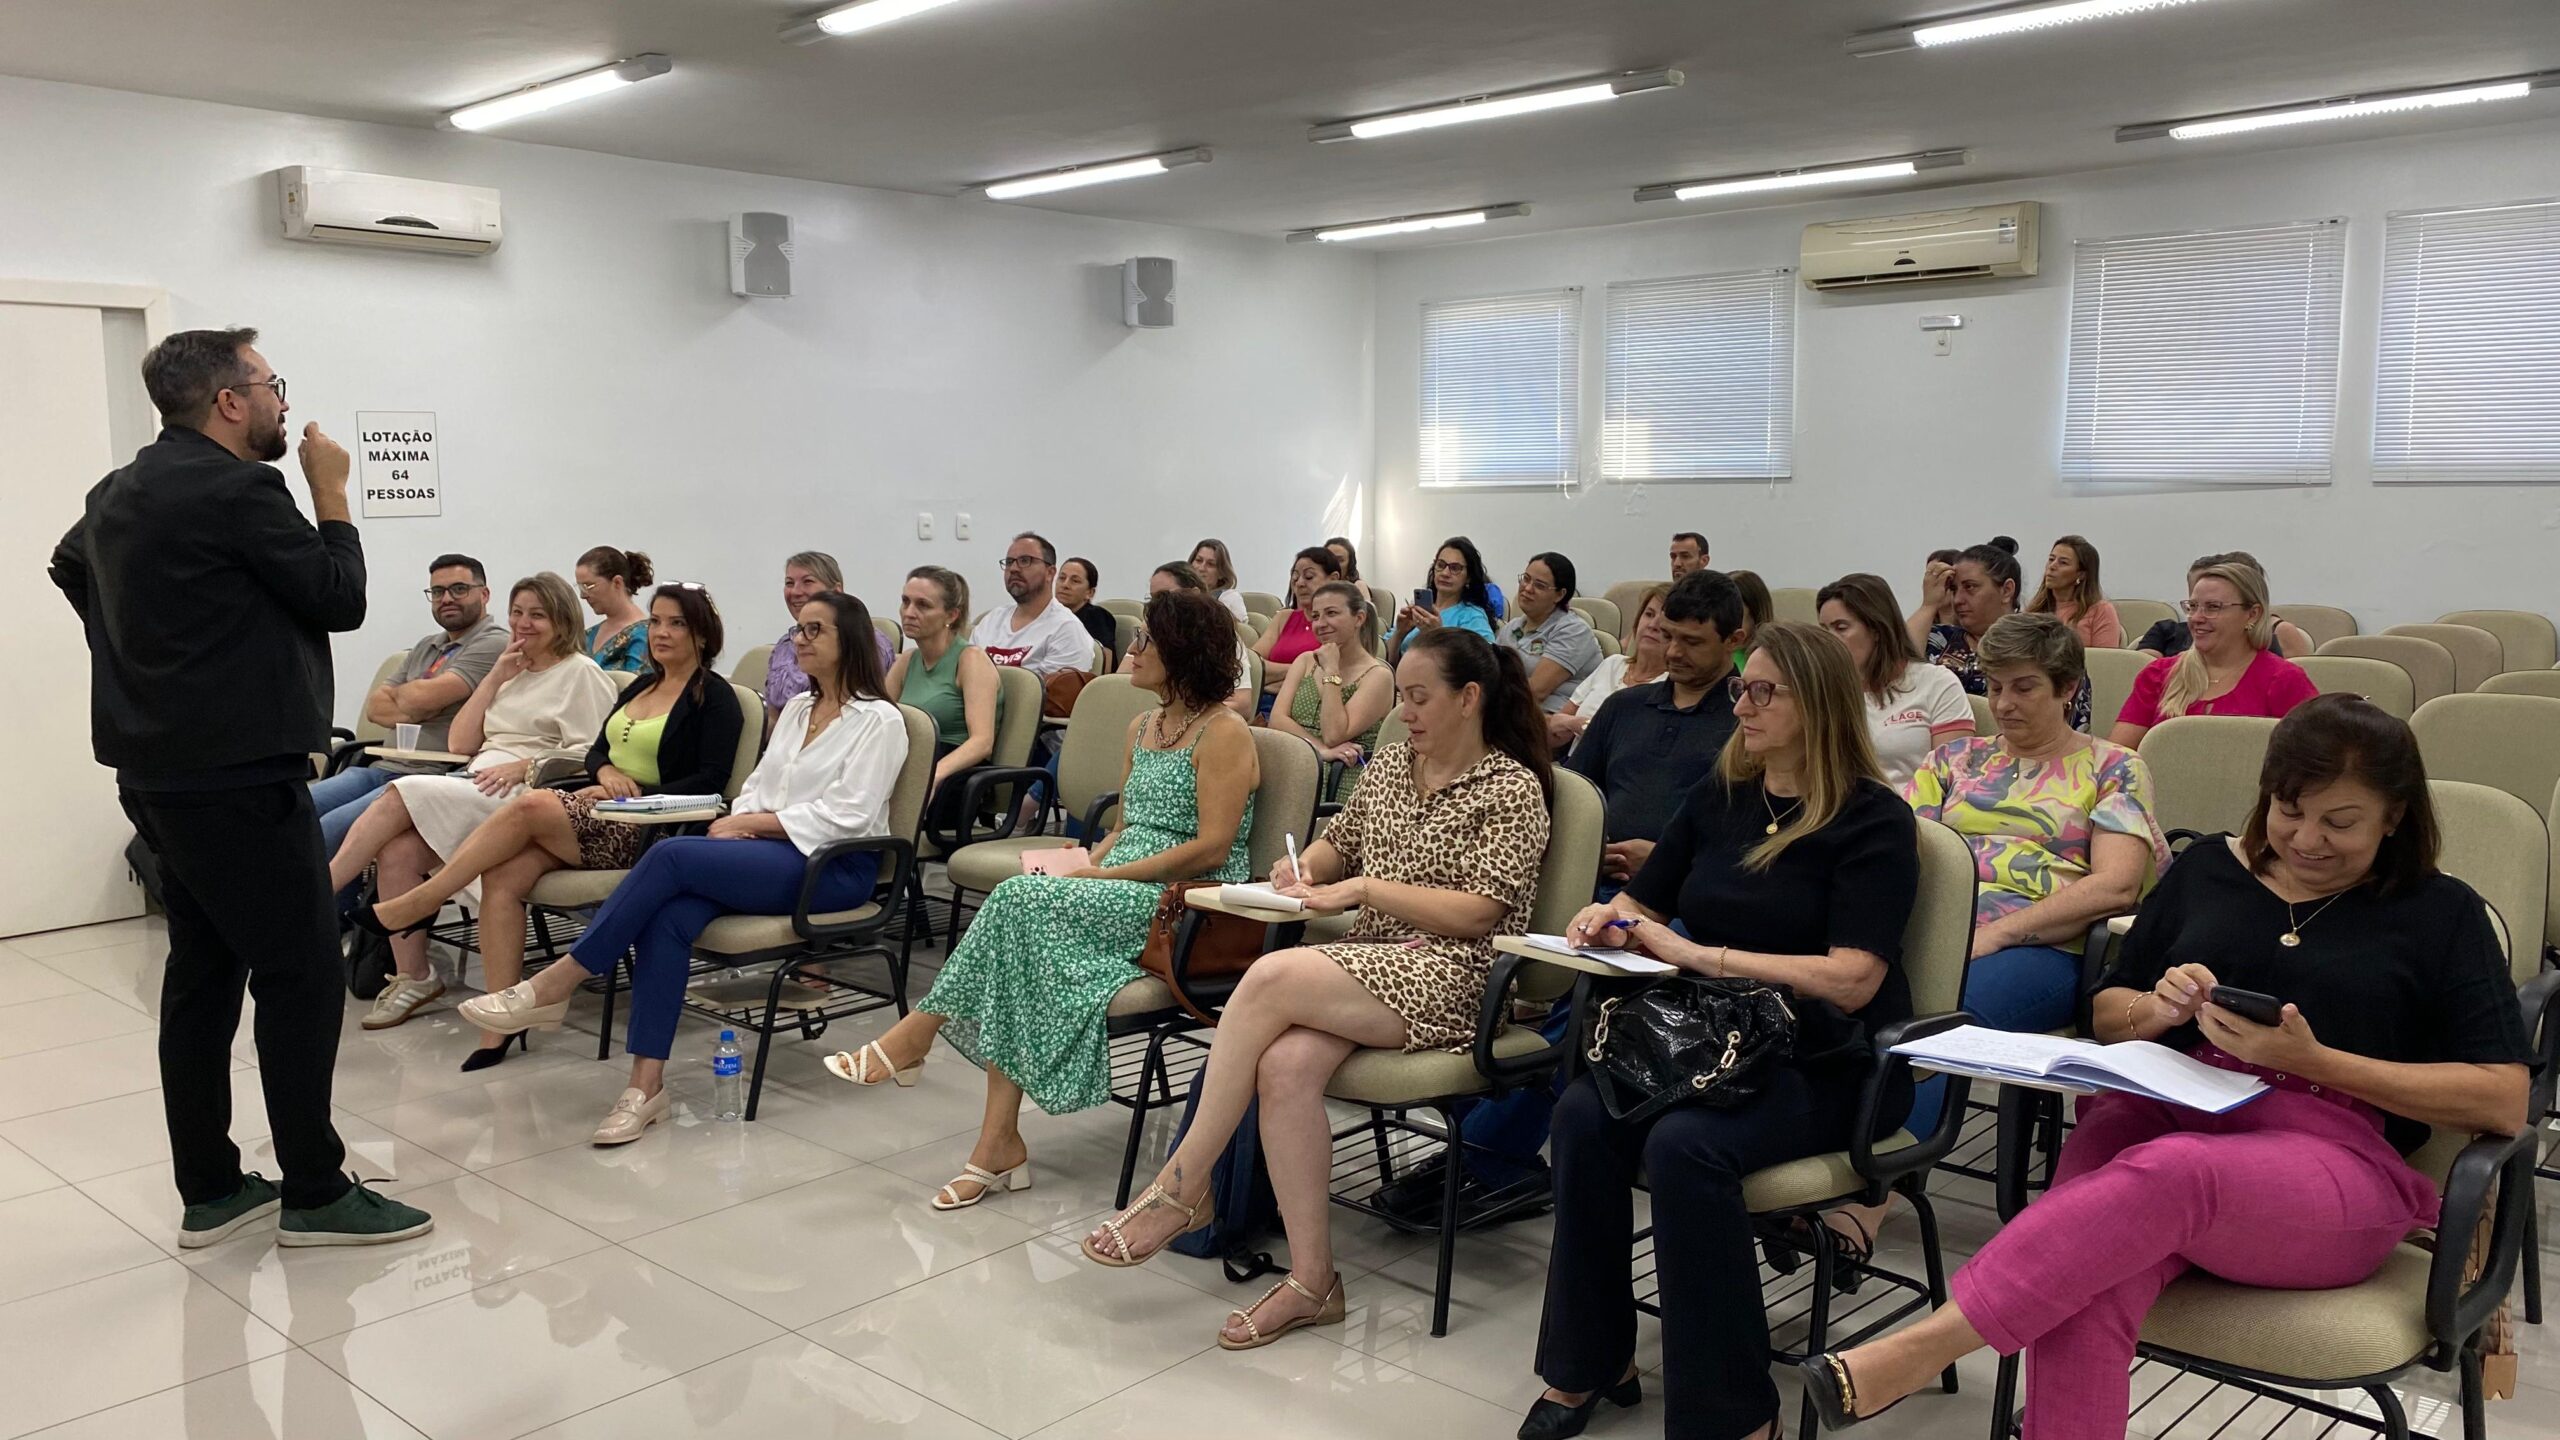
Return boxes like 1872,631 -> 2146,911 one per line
1585,976 -> 1798,1124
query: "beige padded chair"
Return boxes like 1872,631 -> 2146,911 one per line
2414,697 -> 2560,959
1100,597 -> 1145,621
1968,694 -> 1995,738
2320,634 -> 2456,709
940,675 -> 1153,925
1112,612 -> 1139,663
908,665 -> 1047,943
1572,595 -> 1622,643
323,650 -> 425,772
727,643 -> 774,693
1593,630 -> 1621,659
2137,715 -> 2279,842
2429,778 -> 2551,980
1604,580 -> 1659,627
2278,603 -> 2359,650
1092,640 -> 1113,678
2385,624 -> 2503,694
1366,585 -> 1400,633
2438,610 -> 2556,673
2112,599 -> 2178,645
2295,655 -> 2415,720
1771,586 -> 1820,627
2084,647 -> 2154,736
2482,670 -> 2560,701
1239,591 -> 1284,621
874,617 -> 904,655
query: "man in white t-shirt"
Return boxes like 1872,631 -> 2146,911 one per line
970,532 -> 1094,677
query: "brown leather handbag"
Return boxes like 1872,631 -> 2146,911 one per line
1135,880 -> 1272,1024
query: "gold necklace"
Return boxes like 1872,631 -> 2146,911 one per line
1760,785 -> 1801,837
1152,702 -> 1209,750
2279,889 -> 2352,948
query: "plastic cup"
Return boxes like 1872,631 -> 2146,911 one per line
394,723 -> 422,751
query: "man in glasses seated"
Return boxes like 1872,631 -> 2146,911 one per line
309,553 -> 508,858
970,531 -> 1098,678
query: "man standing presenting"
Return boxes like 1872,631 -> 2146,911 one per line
50,328 -> 433,1250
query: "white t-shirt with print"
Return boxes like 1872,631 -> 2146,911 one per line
1867,661 -> 1974,790
971,600 -> 1095,677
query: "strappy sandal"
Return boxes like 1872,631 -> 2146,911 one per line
1797,1352 -> 1906,1431
1764,1211 -> 1877,1294
822,1040 -> 920,1088
932,1160 -> 1031,1211
1217,1272 -> 1345,1351
1079,1181 -> 1212,1268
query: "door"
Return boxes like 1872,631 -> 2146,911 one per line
1,285 -> 168,936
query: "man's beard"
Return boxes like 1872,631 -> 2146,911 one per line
249,414 -> 288,462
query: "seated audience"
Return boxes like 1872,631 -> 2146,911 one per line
1669,530 -> 1710,580
1572,570 -> 1744,889
348,583 -> 746,948
2026,535 -> 2122,650
1268,580 -> 1392,765
1388,535 -> 1501,654
1190,537 -> 1251,621
1803,697 -> 2529,1436
1910,538 -> 2090,730
325,574 -> 619,1045
462,592 -> 908,1142
1324,535 -> 1362,584
310,553 -> 507,854
1057,555 -> 1119,666
2111,560 -> 2319,748
764,550 -> 892,723
1728,569 -> 1775,672
1498,551 -> 1603,716
1527,621 -> 1920,1440
886,565 -> 1000,835
1081,627 -> 1552,1352
1819,573 -> 1974,789
1252,546 -> 1344,698
2134,551 -> 2317,660
973,532 -> 1095,676
1549,584 -> 1667,751
1121,563 -> 1257,718
576,545 -> 654,673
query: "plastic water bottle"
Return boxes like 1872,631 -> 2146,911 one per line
712,1031 -> 743,1121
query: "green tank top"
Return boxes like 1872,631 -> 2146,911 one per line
606,709 -> 666,786
1287,665 -> 1386,752
904,640 -> 977,749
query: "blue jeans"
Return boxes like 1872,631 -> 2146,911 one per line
567,835 -> 880,1060
1907,942 -> 2080,1133
308,765 -> 395,855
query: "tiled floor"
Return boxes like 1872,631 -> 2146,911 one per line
0,913 -> 2552,1439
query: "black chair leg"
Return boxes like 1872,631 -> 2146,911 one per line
1369,1110 -> 1399,1188
1988,1353 -> 2020,1440
2524,1204 -> 2543,1325
1908,1186 -> 1959,1393
1117,1032 -> 1165,1209
1431,1103 -> 1463,1337
1799,1221 -> 1837,1440
596,955 -> 621,1062
745,961 -> 791,1122
2370,1379 -> 2413,1440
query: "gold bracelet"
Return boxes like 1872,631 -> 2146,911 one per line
2122,992 -> 2147,1035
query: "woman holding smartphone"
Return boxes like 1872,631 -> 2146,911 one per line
1387,536 -> 1500,656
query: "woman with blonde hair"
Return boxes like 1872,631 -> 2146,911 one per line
1189,537 -> 1250,622
2026,535 -> 2122,650
1548,584 -> 1669,750
2109,560 -> 2317,749
1523,621 -> 1920,1440
1268,580 -> 1392,764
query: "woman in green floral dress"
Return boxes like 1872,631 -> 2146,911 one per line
825,588 -> 1262,1209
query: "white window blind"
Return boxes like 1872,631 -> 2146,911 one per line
2060,218 -> 2345,485
2374,198 -> 2560,484
1419,288 -> 1582,488
1602,268 -> 1796,482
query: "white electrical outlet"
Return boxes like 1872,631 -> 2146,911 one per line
1933,331 -> 1954,357
916,512 -> 934,540
956,513 -> 973,541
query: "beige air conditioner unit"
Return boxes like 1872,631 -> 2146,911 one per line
277,167 -> 503,256
1799,202 -> 2037,290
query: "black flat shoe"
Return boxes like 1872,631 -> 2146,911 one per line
1798,1353 -> 1905,1432
1765,1211 -> 1876,1294
458,1031 -> 527,1072
350,903 -> 432,941
1517,1374 -> 1640,1440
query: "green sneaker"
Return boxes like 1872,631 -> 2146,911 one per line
278,1178 -> 435,1248
179,1172 -> 282,1250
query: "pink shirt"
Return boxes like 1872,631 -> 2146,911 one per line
2116,647 -> 2320,731
1265,609 -> 1320,668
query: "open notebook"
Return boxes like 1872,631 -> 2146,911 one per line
1889,1026 -> 2267,1114
1216,883 -> 1306,913
591,794 -> 724,814
1515,935 -> 1678,975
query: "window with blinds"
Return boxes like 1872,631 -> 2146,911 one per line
2374,198 -> 2560,484
2060,218 -> 2345,485
1602,268 -> 1796,482
1418,288 -> 1582,488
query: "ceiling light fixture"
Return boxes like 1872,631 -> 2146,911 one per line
1309,69 -> 1683,143
782,0 -> 968,44
442,55 -> 672,132
976,148 -> 1212,200
1848,0 -> 2222,57
1636,150 -> 1969,203
2119,73 -> 2555,141
1285,204 -> 1532,244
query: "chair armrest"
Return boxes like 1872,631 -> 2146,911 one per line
2075,911 -> 2138,1035
793,835 -> 917,941
2426,1126 -> 2537,1346
1852,1010 -> 1980,1183
1077,790 -> 1122,842
1180,886 -> 1312,923
1472,949 -> 1575,1085
936,765 -> 1055,851
325,738 -> 380,776
2522,969 -> 2560,1117
1319,758 -> 1346,803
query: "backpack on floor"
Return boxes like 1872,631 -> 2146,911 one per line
1165,1062 -> 1284,1282
344,926 -> 394,999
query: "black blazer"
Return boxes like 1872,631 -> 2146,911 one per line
585,671 -> 746,797
50,426 -> 367,785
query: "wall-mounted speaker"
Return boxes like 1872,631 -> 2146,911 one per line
1122,256 -> 1175,328
730,212 -> 794,297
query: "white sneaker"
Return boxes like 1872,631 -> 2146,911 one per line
362,975 -> 447,1030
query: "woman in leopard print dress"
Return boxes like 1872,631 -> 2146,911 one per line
1083,627 -> 1554,1351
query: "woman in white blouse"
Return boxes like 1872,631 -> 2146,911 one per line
1819,573 -> 1975,790
460,591 -> 910,1143
328,573 -> 620,1053
1547,585 -> 1667,752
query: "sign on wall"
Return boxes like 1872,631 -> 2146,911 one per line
356,411 -> 440,518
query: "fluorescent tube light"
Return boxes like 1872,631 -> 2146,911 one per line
978,148 -> 1211,201
443,55 -> 671,132
783,0 -> 968,43
1636,151 -> 1968,204
1284,204 -> 1531,244
1310,70 -> 1682,143
1849,0 -> 2221,57
2121,78 -> 2544,142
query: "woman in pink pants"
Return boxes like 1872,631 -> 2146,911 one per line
1801,696 -> 2531,1439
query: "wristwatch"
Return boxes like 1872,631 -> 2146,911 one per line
1323,673 -> 1346,687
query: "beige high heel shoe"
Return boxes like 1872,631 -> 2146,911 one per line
822,1041 -> 920,1087
931,1160 -> 1032,1211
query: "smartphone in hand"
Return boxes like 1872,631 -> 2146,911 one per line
2206,986 -> 2285,1026
1410,587 -> 1436,612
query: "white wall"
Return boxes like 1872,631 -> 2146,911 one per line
1372,117 -> 2560,629
0,75 -> 1375,720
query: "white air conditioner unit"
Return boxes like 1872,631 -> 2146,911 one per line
277,167 -> 503,256
1799,202 -> 2037,291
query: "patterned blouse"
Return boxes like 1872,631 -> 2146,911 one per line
1929,623 -> 2094,732
1905,735 -> 2166,952
583,619 -> 649,675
